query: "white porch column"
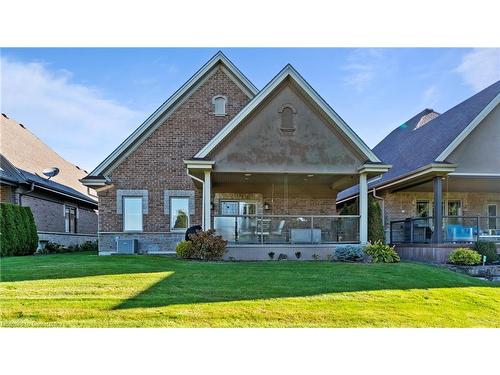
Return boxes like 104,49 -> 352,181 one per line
203,170 -> 211,230
359,172 -> 368,244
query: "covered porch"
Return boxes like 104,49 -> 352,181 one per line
184,66 -> 391,253
389,172 -> 500,246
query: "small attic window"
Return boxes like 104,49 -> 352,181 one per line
212,95 -> 227,116
278,104 -> 297,134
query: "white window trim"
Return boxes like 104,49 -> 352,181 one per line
169,196 -> 190,232
212,95 -> 227,116
123,196 -> 144,232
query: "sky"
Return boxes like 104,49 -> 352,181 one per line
1,48 -> 499,172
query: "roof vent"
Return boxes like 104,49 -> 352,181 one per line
42,167 -> 60,180
19,123 -> 26,129
414,109 -> 439,130
1,113 -> 8,119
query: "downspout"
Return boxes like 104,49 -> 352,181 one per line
186,169 -> 205,229
16,182 -> 35,206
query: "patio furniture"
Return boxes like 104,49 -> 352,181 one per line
290,228 -> 321,243
445,224 -> 474,242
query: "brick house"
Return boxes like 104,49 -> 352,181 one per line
0,114 -> 98,246
82,52 -> 390,258
337,80 -> 500,262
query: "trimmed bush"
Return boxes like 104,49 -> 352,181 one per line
365,241 -> 400,263
79,241 -> 98,252
0,203 -> 38,256
334,244 -> 364,262
176,240 -> 193,258
187,229 -> 227,261
473,241 -> 497,264
448,248 -> 481,266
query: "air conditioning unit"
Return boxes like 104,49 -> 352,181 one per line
116,239 -> 138,254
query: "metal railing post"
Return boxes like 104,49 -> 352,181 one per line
260,213 -> 264,245
310,216 -> 314,244
410,218 -> 414,243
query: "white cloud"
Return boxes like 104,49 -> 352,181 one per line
342,49 -> 385,92
455,48 -> 500,91
421,84 -> 439,108
0,57 -> 144,171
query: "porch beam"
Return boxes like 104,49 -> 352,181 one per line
359,172 -> 368,244
432,176 -> 443,243
203,170 -> 212,230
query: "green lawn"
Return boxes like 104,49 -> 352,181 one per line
1,251 -> 499,327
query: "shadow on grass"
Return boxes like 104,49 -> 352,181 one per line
2,252 -> 496,310
113,260 -> 498,310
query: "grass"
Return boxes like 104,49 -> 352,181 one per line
1,251 -> 499,327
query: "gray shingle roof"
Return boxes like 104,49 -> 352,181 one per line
338,79 -> 500,201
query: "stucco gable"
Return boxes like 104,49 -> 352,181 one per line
210,82 -> 367,174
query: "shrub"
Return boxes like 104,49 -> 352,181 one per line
295,251 -> 301,259
79,241 -> 98,252
448,248 -> 481,265
473,241 -> 497,264
334,244 -> 365,262
268,251 -> 275,260
364,241 -> 400,263
176,240 -> 193,258
0,203 -> 38,256
311,253 -> 320,261
187,229 -> 227,260
339,196 -> 384,243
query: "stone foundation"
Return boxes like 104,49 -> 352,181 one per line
98,232 -> 184,255
224,244 -> 343,261
37,232 -> 98,248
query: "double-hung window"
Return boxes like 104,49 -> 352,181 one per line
123,196 -> 143,231
170,197 -> 189,231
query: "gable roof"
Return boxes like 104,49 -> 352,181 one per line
194,64 -> 381,163
0,114 -> 97,204
337,79 -> 500,201
85,51 -> 258,179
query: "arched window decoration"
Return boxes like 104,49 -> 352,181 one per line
278,104 -> 297,133
212,95 -> 227,116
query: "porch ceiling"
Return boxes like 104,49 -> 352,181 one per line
211,172 -> 358,191
397,175 -> 500,193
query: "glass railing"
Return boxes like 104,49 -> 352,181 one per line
213,215 -> 360,244
390,216 -> 500,244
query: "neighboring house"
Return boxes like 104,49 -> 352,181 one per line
337,80 -> 500,260
82,51 -> 389,258
0,114 -> 98,247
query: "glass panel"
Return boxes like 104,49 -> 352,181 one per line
443,216 -> 476,242
488,204 -> 497,230
213,215 -> 361,244
416,201 -> 430,217
171,197 -> 189,231
220,201 -> 238,215
447,200 -> 461,216
214,97 -> 225,114
123,197 -> 143,231
239,202 -> 256,215
65,206 -> 77,233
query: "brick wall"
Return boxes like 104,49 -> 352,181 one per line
21,193 -> 98,234
0,185 -> 14,203
78,207 -> 98,234
21,194 -> 65,232
99,67 -> 251,233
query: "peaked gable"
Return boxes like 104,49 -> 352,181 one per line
209,79 -> 368,174
85,52 -> 258,180
195,65 -> 381,164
